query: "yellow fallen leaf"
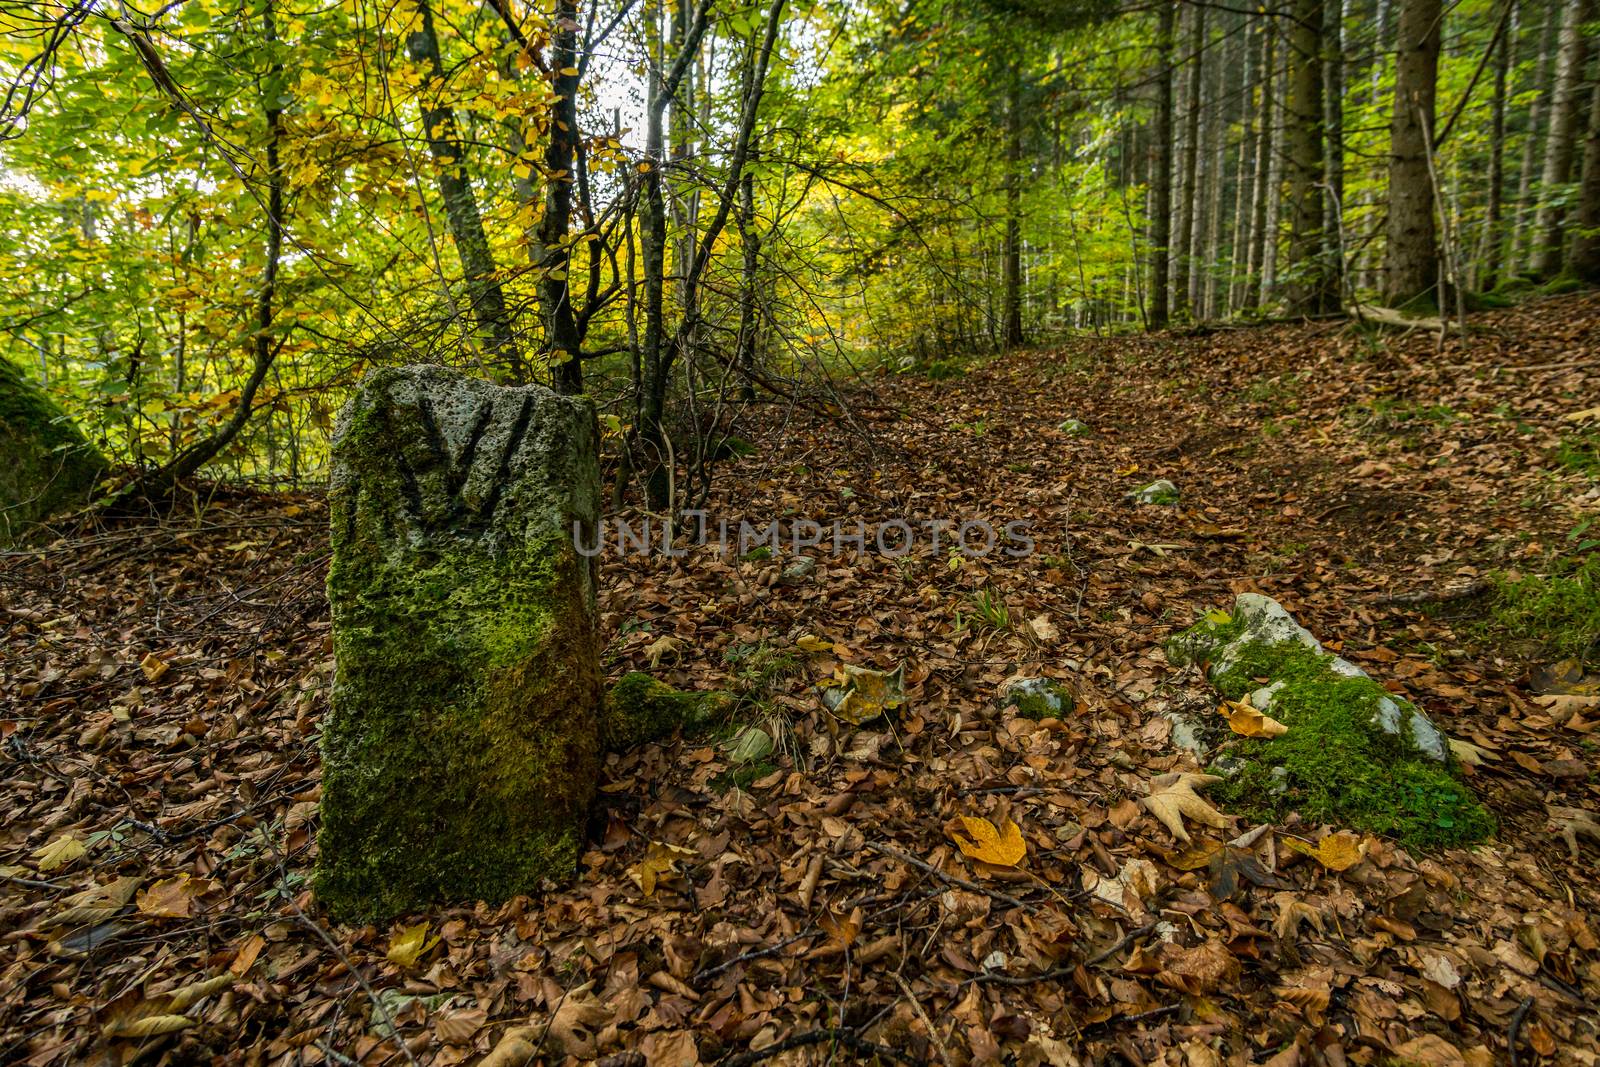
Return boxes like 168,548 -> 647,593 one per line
1141,772 -> 1231,843
1562,406 -> 1600,423
386,921 -> 439,967
140,652 -> 170,682
796,633 -> 833,654
1283,832 -> 1364,872
1165,839 -> 1224,871
1448,738 -> 1496,767
824,663 -> 907,725
629,840 -> 696,896
102,1013 -> 195,1039
1115,463 -> 1140,476
34,833 -> 87,872
644,635 -> 683,668
43,875 -> 141,928
137,875 -> 197,918
1219,699 -> 1288,738
1203,607 -> 1232,626
952,815 -> 1027,867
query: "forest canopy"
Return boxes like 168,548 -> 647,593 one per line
1,0 -> 1597,499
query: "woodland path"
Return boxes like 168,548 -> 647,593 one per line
3,292 -> 1598,1065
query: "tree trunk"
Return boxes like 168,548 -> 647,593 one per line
1383,0 -> 1442,308
1247,20 -> 1274,309
538,0 -> 584,395
1229,15 -> 1257,315
1480,0 -> 1512,291
1571,80 -> 1600,281
1003,60 -> 1025,346
1149,0 -> 1176,329
1285,0 -> 1333,314
1511,0 -> 1559,270
1261,29 -> 1287,304
1173,3 -> 1204,319
407,0 -> 520,375
1530,0 -> 1592,278
1323,0 -> 1347,298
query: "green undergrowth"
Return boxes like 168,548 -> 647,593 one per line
1555,427 -> 1600,479
1184,625 -> 1493,850
1454,554 -> 1600,667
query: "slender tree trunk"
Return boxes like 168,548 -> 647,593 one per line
1286,0 -> 1333,314
1511,0 -> 1559,269
1202,30 -> 1228,318
1173,3 -> 1204,318
1571,81 -> 1600,281
1003,60 -> 1025,346
1482,0 -> 1512,290
1149,0 -> 1176,329
1229,17 -> 1257,315
407,0 -> 519,375
1530,0 -> 1592,278
1323,0 -> 1347,298
1262,30 -> 1287,304
1383,0 -> 1442,308
1247,20 -> 1273,309
736,138 -> 759,400
538,0 -> 584,394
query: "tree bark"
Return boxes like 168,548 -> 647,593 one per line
1481,0 -> 1512,291
1247,21 -> 1274,308
1571,80 -> 1600,281
1529,0 -> 1592,278
1149,0 -> 1176,329
1383,0 -> 1442,308
1003,59 -> 1025,346
1173,3 -> 1204,318
1511,0 -> 1559,270
1285,0 -> 1333,314
538,0 -> 584,394
406,0 -> 520,375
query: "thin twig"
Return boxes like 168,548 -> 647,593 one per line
1508,995 -> 1533,1067
864,841 -> 1032,912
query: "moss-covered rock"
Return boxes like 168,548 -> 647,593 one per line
603,671 -> 731,748
1167,595 -> 1491,849
1003,677 -> 1075,720
0,358 -> 105,545
317,365 -> 603,922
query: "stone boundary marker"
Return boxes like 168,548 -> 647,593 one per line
316,365 -> 602,922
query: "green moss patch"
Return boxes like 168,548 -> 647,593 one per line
604,672 -> 731,748
1456,555 -> 1600,666
1201,638 -> 1492,850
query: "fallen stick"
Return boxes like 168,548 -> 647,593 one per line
864,841 -> 1032,911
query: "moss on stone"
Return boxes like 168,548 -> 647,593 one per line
1004,678 -> 1075,721
316,366 -> 603,923
1199,638 -> 1493,850
0,358 -> 106,544
604,672 -> 730,748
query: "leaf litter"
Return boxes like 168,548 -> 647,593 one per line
2,295 -> 1599,1063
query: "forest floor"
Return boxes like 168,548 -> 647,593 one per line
3,292 -> 1600,1067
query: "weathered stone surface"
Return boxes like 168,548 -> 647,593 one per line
1128,479 -> 1179,505
1167,593 -> 1447,760
1,358 -> 105,545
316,365 -> 603,921
1057,418 -> 1091,436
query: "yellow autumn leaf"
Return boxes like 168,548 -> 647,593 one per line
386,921 -> 440,967
1203,607 -> 1232,626
795,633 -> 833,654
1219,699 -> 1288,738
644,634 -> 683,667
102,1013 -> 196,1039
34,833 -> 87,872
629,840 -> 696,896
952,815 -> 1027,867
140,652 -> 170,682
137,874 -> 199,919
1283,832 -> 1364,872
824,663 -> 906,725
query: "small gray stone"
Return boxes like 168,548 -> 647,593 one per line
782,556 -> 817,581
1128,479 -> 1180,505
1058,418 -> 1091,436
